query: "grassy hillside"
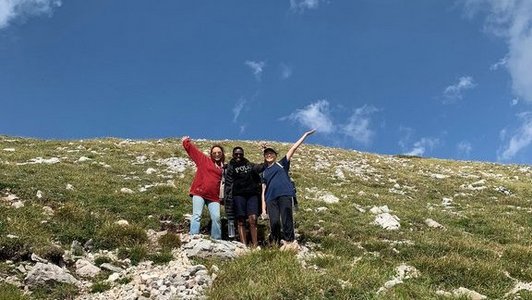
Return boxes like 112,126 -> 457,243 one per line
0,135 -> 531,299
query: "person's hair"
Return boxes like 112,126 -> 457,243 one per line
232,146 -> 244,155
210,144 -> 225,163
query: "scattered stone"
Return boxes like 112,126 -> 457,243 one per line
76,259 -> 101,278
335,168 -> 346,180
11,201 -> 24,208
452,287 -> 487,300
120,188 -> 134,194
505,281 -> 532,297
145,168 -> 157,174
31,253 -> 48,263
424,218 -> 444,229
377,264 -> 420,293
495,186 -> 512,196
182,236 -> 248,259
316,207 -> 328,212
156,157 -> 191,173
318,192 -> 339,204
7,234 -> 19,239
66,184 -> 74,190
100,263 -> 123,273
2,148 -> 15,152
442,197 -> 453,207
370,205 -> 390,214
36,190 -> 43,199
17,157 -> 60,165
78,156 -> 92,162
373,213 -> 400,230
115,220 -> 130,226
430,173 -> 449,179
24,262 -> 79,287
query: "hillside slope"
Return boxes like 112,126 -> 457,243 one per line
1,136 -> 531,299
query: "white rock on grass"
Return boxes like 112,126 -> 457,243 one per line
452,287 -> 487,300
370,205 -> 390,214
2,194 -> 19,202
2,148 -> 15,152
24,262 -> 79,287
11,201 -> 24,209
36,190 -> 43,199
120,188 -> 134,194
374,213 -> 400,230
66,184 -> 74,190
115,220 -> 129,226
318,192 -> 339,204
430,173 -> 449,179
156,157 -> 190,173
77,156 -> 92,162
335,168 -> 346,180
17,157 -> 60,165
75,259 -> 101,278
442,197 -> 453,207
424,218 -> 444,229
505,281 -> 532,298
145,168 -> 157,175
377,264 -> 420,293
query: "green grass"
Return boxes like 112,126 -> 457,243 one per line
1,136 -> 532,299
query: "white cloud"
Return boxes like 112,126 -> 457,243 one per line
283,100 -> 335,134
290,0 -> 323,12
490,56 -> 508,70
239,125 -> 246,134
280,63 -> 293,79
244,60 -> 265,81
457,141 -> 473,156
340,105 -> 378,145
511,98 -> 519,106
404,137 -> 440,156
0,0 -> 61,29
232,98 -> 247,123
463,0 -> 532,103
443,76 -> 476,103
498,112 -> 532,160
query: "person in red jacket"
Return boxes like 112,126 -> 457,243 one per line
182,136 -> 225,239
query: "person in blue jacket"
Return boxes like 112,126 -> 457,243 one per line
261,129 -> 315,245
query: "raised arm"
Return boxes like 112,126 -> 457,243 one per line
181,136 -> 208,165
286,129 -> 316,161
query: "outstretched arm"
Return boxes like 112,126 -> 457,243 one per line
286,129 -> 316,161
181,136 -> 207,165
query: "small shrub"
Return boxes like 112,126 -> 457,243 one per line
117,276 -> 132,285
0,283 -> 28,300
149,251 -> 173,265
157,232 -> 181,250
118,245 -> 147,266
35,245 -> 64,265
93,256 -> 112,267
95,224 -> 148,249
90,282 -> 111,293
30,282 -> 78,300
0,237 -> 30,261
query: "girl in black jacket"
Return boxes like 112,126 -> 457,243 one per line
224,147 -> 264,247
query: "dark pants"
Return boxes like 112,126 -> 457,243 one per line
266,196 -> 294,244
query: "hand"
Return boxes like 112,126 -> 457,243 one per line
260,212 -> 269,220
304,129 -> 316,136
181,136 -> 190,142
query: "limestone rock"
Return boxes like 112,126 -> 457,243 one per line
24,262 -> 79,286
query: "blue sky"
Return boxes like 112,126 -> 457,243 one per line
1,0 -> 532,164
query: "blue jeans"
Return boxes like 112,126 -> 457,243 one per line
190,195 -> 221,239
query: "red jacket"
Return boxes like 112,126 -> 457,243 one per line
182,138 -> 223,202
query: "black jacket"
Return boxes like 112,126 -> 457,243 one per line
223,158 -> 264,219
